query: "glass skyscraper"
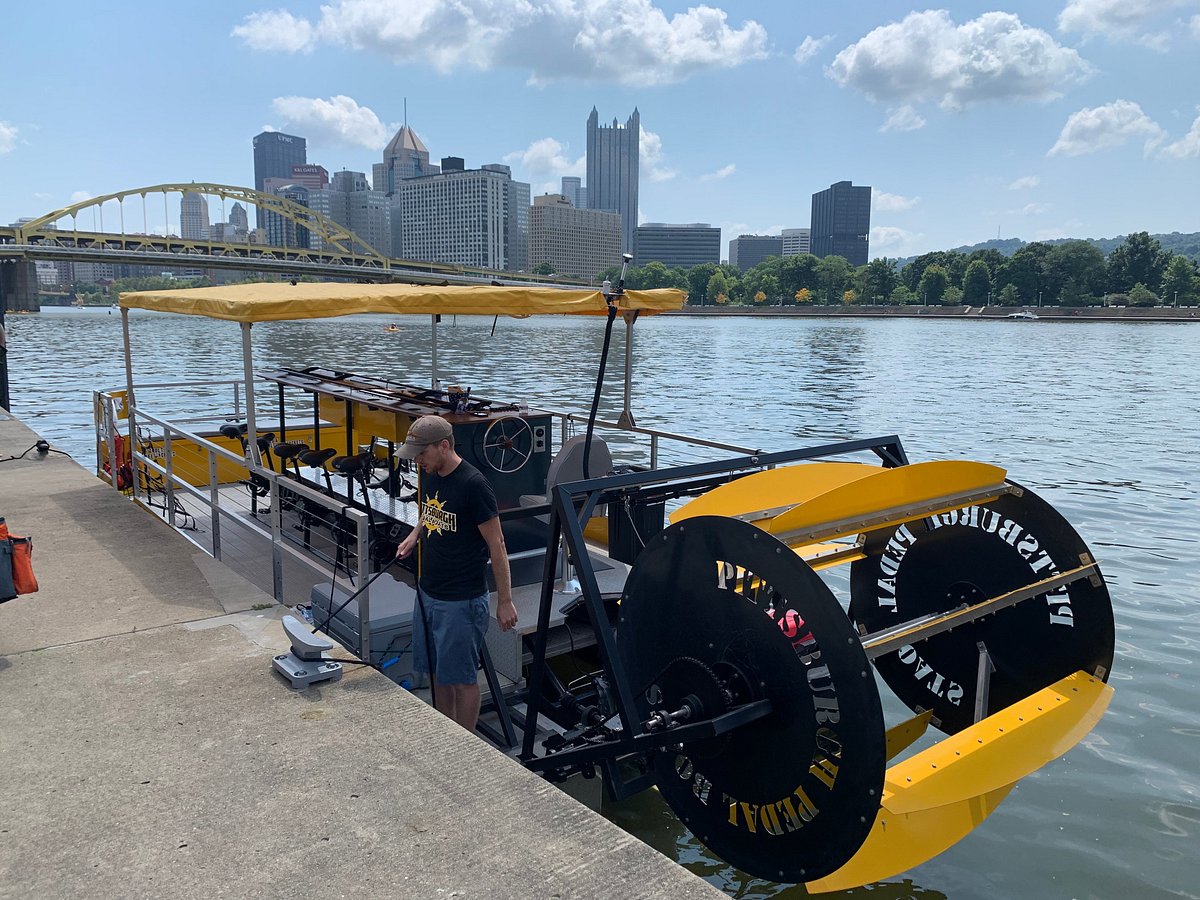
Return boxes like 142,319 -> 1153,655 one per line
810,181 -> 872,266
585,108 -> 639,256
252,131 -> 307,228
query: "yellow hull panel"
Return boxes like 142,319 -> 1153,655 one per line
669,462 -> 880,524
768,460 -> 1008,542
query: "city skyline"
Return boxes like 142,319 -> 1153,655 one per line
3,2 -> 1199,262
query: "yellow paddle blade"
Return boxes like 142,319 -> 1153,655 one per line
804,782 -> 1015,894
885,710 -> 933,761
669,462 -> 879,524
883,670 -> 1112,815
767,460 -> 1009,544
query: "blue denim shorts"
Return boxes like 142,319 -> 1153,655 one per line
412,590 -> 490,685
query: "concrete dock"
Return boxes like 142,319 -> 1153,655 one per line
0,411 -> 724,899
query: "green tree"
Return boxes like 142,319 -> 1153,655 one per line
533,261 -> 556,276
779,254 -> 820,302
1043,240 -> 1106,303
961,259 -> 992,304
686,263 -> 720,305
890,285 -> 917,305
1058,277 -> 1093,307
995,242 -> 1050,304
917,264 -> 949,304
1160,255 -> 1200,306
998,284 -> 1020,306
1128,282 -> 1159,307
943,285 -> 964,306
706,271 -> 731,305
861,258 -> 899,304
1107,232 -> 1169,295
636,261 -> 677,289
816,255 -> 854,304
901,250 -> 967,291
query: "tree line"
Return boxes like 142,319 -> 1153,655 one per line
599,231 -> 1200,308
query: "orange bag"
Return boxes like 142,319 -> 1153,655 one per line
0,517 -> 38,598
10,536 -> 38,595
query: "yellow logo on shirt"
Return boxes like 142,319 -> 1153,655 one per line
421,494 -> 457,536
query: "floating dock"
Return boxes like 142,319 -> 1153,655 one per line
0,411 -> 723,899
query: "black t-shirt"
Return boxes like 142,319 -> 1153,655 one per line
416,460 -> 499,601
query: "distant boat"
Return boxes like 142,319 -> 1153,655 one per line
1006,310 -> 1039,320
384,324 -> 400,333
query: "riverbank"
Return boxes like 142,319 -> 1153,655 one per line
0,411 -> 723,900
665,304 -> 1200,322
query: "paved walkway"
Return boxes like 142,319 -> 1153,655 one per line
0,411 -> 724,899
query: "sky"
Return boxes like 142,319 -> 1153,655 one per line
2,1 -> 1199,261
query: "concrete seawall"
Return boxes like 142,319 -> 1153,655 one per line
665,304 -> 1200,322
0,411 -> 724,899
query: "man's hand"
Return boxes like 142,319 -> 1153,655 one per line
496,596 -> 518,632
395,530 -> 417,560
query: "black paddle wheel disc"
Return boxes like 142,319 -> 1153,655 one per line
618,516 -> 886,883
850,481 -> 1115,735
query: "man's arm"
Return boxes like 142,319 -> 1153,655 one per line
395,523 -> 419,559
478,516 -> 517,631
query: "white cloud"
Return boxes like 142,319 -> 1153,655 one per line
880,105 -> 926,132
828,10 -> 1091,111
1158,113 -> 1200,158
235,0 -> 767,86
231,9 -> 316,52
1008,175 -> 1041,190
503,137 -> 584,194
271,95 -> 391,149
70,191 -> 93,204
873,191 -> 918,212
1020,202 -> 1051,215
794,34 -> 831,64
640,128 -> 676,182
1058,0 -> 1191,44
700,164 -> 736,182
0,121 -> 16,154
870,226 -> 924,255
1048,99 -> 1166,156
1192,13 -> 1200,36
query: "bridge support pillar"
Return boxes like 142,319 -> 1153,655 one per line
1,260 -> 38,410
1,261 -> 39,312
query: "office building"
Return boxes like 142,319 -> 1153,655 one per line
304,170 -> 392,256
529,194 -> 621,281
374,125 -> 440,195
288,164 -> 329,191
228,203 -> 249,232
560,176 -> 586,209
782,227 -> 811,256
635,223 -> 720,270
252,131 -> 306,228
586,107 -> 639,255
398,162 -> 529,272
729,234 -> 783,271
260,180 -> 311,249
810,181 -> 871,265
180,192 -> 209,240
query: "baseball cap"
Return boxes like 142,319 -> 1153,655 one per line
397,415 -> 453,459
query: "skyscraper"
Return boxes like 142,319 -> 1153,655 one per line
782,228 -> 812,256
560,176 -> 586,209
586,107 -> 639,255
810,181 -> 872,266
635,223 -> 721,269
228,203 -> 249,232
180,192 -> 209,240
253,131 -> 306,228
530,194 -> 621,280
398,161 -> 529,272
373,125 -> 440,195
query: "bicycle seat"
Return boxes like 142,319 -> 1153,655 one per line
219,424 -> 243,440
255,433 -> 276,452
274,441 -> 310,460
299,447 -> 338,468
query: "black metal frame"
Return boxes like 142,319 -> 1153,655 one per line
516,435 -> 908,797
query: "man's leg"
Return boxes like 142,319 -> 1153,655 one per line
431,674 -> 458,722
448,683 -> 481,731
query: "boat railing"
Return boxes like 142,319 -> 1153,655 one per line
96,390 -> 378,654
557,411 -> 759,471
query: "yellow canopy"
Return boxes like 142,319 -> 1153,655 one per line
118,282 -> 686,322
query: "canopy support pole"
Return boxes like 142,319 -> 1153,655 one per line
617,311 -> 638,428
121,307 -> 140,503
241,322 -> 262,467
430,314 -> 439,390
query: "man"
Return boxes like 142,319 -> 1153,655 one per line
395,415 -> 517,731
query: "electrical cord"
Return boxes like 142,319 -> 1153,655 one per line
0,440 -> 73,463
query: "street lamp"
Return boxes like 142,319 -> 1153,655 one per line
1175,291 -> 1179,308
1038,291 -> 1042,308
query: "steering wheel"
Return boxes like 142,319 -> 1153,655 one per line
477,415 -> 534,473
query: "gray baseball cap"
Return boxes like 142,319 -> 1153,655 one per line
397,415 -> 453,459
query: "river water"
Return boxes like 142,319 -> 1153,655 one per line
4,308 -> 1198,899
